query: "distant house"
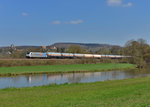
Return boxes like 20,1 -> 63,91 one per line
50,46 -> 57,50
42,46 -> 47,50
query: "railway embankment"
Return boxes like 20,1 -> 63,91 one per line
0,59 -> 103,67
0,63 -> 135,76
0,58 -> 123,67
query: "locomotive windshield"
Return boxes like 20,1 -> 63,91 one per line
26,52 -> 30,54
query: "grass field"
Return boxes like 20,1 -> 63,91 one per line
0,77 -> 150,107
0,63 -> 135,76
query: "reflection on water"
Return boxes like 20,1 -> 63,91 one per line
0,70 -> 150,89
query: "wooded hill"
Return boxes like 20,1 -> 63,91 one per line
51,42 -> 121,52
0,42 -> 121,52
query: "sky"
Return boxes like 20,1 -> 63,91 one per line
0,0 -> 150,46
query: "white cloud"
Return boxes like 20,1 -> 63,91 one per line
52,21 -> 61,24
107,0 -> 122,6
51,19 -> 83,25
21,12 -> 29,16
107,0 -> 132,7
122,2 -> 132,7
69,20 -> 83,24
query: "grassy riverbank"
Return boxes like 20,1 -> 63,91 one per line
0,63 -> 135,76
0,77 -> 150,107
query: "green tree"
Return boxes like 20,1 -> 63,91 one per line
57,48 -> 65,53
124,38 -> 149,69
110,46 -> 123,55
97,48 -> 111,55
68,45 -> 82,53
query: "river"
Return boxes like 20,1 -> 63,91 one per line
0,70 -> 150,89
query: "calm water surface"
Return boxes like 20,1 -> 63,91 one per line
0,70 -> 150,89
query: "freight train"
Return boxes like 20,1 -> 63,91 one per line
26,52 -> 126,59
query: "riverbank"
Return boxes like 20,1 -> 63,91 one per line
0,63 -> 135,76
0,77 -> 150,107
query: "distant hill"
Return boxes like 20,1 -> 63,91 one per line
0,43 -> 121,52
51,42 -> 121,52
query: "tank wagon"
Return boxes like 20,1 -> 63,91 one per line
26,52 -> 125,59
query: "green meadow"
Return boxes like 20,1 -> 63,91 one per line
0,77 -> 150,107
0,63 -> 135,75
